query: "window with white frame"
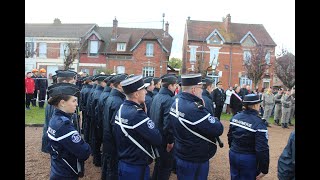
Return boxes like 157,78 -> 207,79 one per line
117,66 -> 125,74
265,51 -> 271,64
189,46 -> 198,63
117,43 -> 126,51
142,66 -> 155,77
240,76 -> 252,89
60,43 -> 69,58
39,42 -> 47,58
146,43 -> 154,56
89,40 -> 98,56
243,50 -> 251,64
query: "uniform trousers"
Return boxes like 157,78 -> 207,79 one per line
229,150 -> 257,180
175,157 -> 209,180
152,144 -> 173,180
118,161 -> 149,180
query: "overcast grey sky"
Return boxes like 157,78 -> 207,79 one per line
26,0 -> 295,58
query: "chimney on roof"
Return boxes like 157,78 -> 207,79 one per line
223,14 -> 231,33
53,18 -> 61,25
112,17 -> 118,40
164,21 -> 169,37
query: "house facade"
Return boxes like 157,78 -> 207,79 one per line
182,14 -> 277,90
79,18 -> 173,77
25,18 -> 96,76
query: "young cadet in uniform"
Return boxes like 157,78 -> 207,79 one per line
169,73 -> 223,180
227,94 -> 269,180
41,70 -> 77,153
113,75 -> 162,180
46,83 -> 91,180
102,74 -> 128,180
79,76 -> 93,139
143,76 -> 155,117
152,77 -> 161,96
201,78 -> 215,116
150,74 -> 178,180
273,88 -> 284,126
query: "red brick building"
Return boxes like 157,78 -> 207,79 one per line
182,14 -> 277,90
79,18 -> 173,77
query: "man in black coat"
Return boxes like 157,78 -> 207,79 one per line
211,81 -> 226,120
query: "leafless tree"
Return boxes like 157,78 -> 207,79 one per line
274,48 -> 295,89
243,44 -> 271,89
63,43 -> 79,70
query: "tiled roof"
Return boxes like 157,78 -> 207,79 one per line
25,23 -> 96,38
187,20 -> 276,46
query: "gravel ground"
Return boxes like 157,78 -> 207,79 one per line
25,121 -> 293,180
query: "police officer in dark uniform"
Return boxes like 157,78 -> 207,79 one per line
169,73 -> 223,179
46,83 -> 91,180
114,75 -> 162,179
202,78 -> 215,115
102,74 -> 128,180
150,74 -> 178,180
90,75 -> 108,167
211,81 -> 226,120
41,70 -> 78,153
227,94 -> 269,180
80,76 -> 94,142
38,68 -> 48,108
143,76 -> 154,117
31,68 -> 39,107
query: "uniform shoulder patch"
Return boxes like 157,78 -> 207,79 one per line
208,116 -> 216,124
194,102 -> 203,109
71,132 -> 82,143
147,120 -> 155,129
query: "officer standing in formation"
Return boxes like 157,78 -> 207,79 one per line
273,88 -> 284,126
37,68 -> 48,108
211,81 -> 226,120
102,74 -> 127,180
114,75 -> 162,180
201,78 -> 215,115
46,83 -> 91,179
41,70 -> 78,153
227,94 -> 269,180
149,74 -> 178,180
261,87 -> 274,127
169,73 -> 224,179
280,89 -> 293,128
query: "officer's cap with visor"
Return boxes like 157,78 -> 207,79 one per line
96,75 -> 108,82
121,75 -> 149,95
160,73 -> 178,84
216,81 -> 222,86
110,74 -> 128,84
55,70 -> 77,78
202,77 -> 213,85
47,83 -> 80,98
143,77 -> 153,88
242,94 -> 263,105
181,73 -> 204,86
152,77 -> 161,85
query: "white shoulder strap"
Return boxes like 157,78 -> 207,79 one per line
118,104 -> 156,159
175,98 -> 217,146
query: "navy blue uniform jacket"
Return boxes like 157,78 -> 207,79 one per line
114,100 -> 162,165
169,92 -> 224,162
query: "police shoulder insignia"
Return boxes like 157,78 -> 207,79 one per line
71,132 -> 82,143
208,116 -> 216,124
147,120 -> 155,129
194,102 -> 203,108
134,105 -> 143,111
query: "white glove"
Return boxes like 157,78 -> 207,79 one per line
213,103 -> 216,108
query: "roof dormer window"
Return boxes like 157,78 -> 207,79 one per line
117,43 -> 126,51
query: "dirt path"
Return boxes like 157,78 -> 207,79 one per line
25,121 -> 293,180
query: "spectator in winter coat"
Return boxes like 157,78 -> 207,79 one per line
25,72 -> 35,110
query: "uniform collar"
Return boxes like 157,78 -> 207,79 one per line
103,86 -> 112,92
180,92 -> 202,102
53,108 -> 73,119
244,109 -> 259,116
159,87 -> 175,97
146,90 -> 154,97
202,89 -> 212,99
110,88 -> 126,99
96,84 -> 104,91
123,100 -> 143,108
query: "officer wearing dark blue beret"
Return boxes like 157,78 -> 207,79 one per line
227,94 -> 269,180
41,70 -> 79,153
169,73 -> 223,179
113,75 -> 162,180
46,83 -> 91,180
101,74 -> 128,180
149,73 -> 178,180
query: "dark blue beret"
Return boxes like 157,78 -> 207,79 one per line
47,83 -> 80,98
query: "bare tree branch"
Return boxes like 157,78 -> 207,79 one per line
274,48 -> 295,88
63,43 -> 79,70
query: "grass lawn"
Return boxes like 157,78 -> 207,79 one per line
25,103 -> 295,125
25,103 -> 46,125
